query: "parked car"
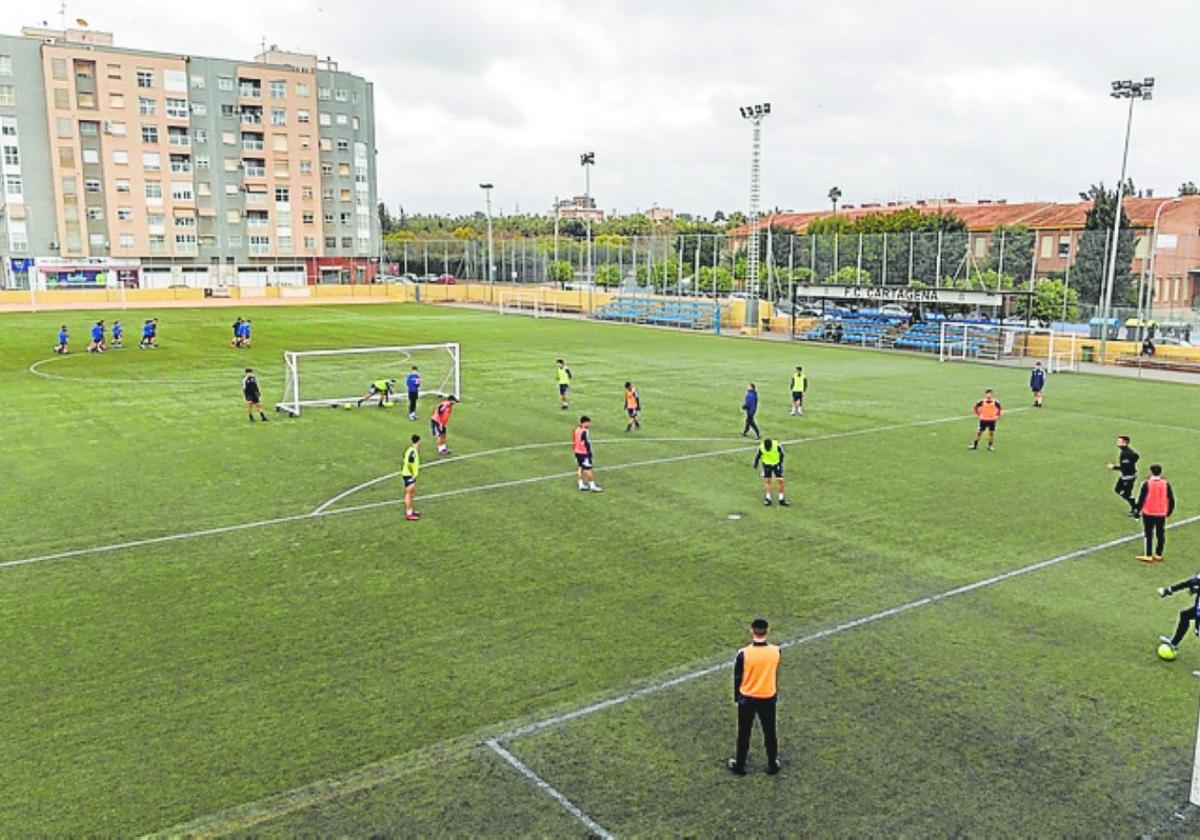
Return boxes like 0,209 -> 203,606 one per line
1156,336 -> 1192,347
879,303 -> 911,318
379,274 -> 416,285
434,274 -> 457,285
419,273 -> 439,283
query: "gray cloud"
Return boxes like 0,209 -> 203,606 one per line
24,0 -> 1200,215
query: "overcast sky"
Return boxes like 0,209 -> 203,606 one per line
25,0 -> 1200,216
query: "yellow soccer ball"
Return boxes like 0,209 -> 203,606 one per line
1157,643 -> 1178,661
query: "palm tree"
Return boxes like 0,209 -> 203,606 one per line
828,186 -> 842,214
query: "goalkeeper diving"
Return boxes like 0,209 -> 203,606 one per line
357,378 -> 397,408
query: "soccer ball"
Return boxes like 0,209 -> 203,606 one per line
343,403 -> 354,411
1157,643 -> 1178,661
383,400 -> 395,408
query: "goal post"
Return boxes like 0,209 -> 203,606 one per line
937,323 -> 1065,369
499,291 -> 543,318
276,342 -> 461,416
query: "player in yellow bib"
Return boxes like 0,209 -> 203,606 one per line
401,434 -> 421,521
789,366 -> 807,416
555,359 -> 573,410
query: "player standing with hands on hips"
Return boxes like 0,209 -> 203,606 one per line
556,359 -> 572,410
401,434 -> 421,521
405,366 -> 421,420
728,618 -> 781,776
968,389 -> 1002,451
790,366 -> 807,416
1135,464 -> 1175,563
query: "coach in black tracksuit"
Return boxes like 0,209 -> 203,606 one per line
1107,435 -> 1139,516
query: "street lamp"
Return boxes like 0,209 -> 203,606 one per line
580,152 -> 595,284
479,182 -> 495,283
739,102 -> 771,324
1098,77 -> 1153,363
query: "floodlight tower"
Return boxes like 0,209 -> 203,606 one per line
739,103 -> 770,324
1098,77 -> 1153,363
581,152 -> 595,283
480,183 -> 495,283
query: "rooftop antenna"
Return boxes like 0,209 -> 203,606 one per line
59,1 -> 67,30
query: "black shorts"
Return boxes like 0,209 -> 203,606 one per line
792,391 -> 804,401
978,420 -> 997,432
762,463 -> 783,479
559,384 -> 569,396
369,385 -> 384,395
430,421 -> 446,437
244,391 -> 260,403
403,475 -> 416,487
627,408 -> 639,418
1116,476 -> 1136,494
575,453 -> 593,469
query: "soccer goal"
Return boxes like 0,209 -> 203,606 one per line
937,323 -> 1067,369
276,343 -> 461,416
499,290 -> 543,318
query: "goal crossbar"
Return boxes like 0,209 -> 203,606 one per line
276,342 -> 460,416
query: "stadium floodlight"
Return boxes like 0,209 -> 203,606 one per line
739,102 -> 771,325
580,152 -> 596,284
276,343 -> 461,416
479,183 -> 495,284
1098,76 -> 1154,364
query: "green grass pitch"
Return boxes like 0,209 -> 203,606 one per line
3,302 -> 1200,836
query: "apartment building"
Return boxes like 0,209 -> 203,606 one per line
0,27 -> 378,289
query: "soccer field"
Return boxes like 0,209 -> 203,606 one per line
4,302 -> 1200,837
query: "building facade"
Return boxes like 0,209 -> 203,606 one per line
0,27 -> 378,289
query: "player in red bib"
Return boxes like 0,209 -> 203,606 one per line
430,395 -> 458,455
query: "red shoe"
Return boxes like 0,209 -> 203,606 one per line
406,511 -> 420,521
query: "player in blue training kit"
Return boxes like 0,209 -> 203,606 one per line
231,317 -> 244,347
405,366 -> 422,419
742,383 -> 761,439
54,325 -> 69,354
240,319 -> 253,347
88,320 -> 106,353
111,320 -> 124,348
139,318 -> 158,348
1029,361 -> 1046,408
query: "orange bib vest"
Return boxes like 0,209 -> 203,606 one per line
739,643 -> 780,699
573,426 -> 589,454
1143,477 -> 1170,516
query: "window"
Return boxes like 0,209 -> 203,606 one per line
269,80 -> 286,99
113,149 -> 129,164
168,126 -> 189,146
246,189 -> 266,204
301,186 -> 313,201
323,212 -> 334,224
249,234 -> 270,254
244,160 -> 265,177
164,69 -> 187,92
117,206 -> 133,220
171,181 -> 194,201
321,162 -> 333,176
3,144 -> 19,166
82,148 -> 100,164
54,88 -> 70,109
339,211 -> 351,224
297,109 -> 310,123
1,116 -> 16,136
174,232 -> 198,252
77,92 -> 96,108
174,214 -> 196,227
190,102 -> 207,117
87,206 -> 104,220
141,125 -> 158,144
114,178 -> 131,193
299,160 -> 312,175
137,69 -> 155,88
147,213 -> 164,229
138,97 -> 157,116
119,233 -> 135,248
61,175 -> 77,195
224,157 -> 238,172
272,133 -> 288,152
220,103 -> 238,117
302,211 -> 314,224
79,120 -> 98,137
50,59 -> 68,81
109,94 -> 125,109
0,85 -> 15,107
336,138 -> 350,152
335,88 -> 348,102
218,76 -> 233,91
106,63 -> 122,80
222,131 -> 236,145
166,98 -> 188,119
271,107 -> 286,126
191,75 -> 206,90
1039,235 -> 1053,259
58,146 -> 74,167
340,188 -> 351,202
193,128 -> 208,144
278,236 -> 293,253
104,120 -> 126,137
224,184 -> 238,195
335,113 -> 348,126
341,236 -> 353,248
89,233 -> 106,246
197,181 -> 210,196
296,82 -> 309,97
145,180 -> 162,199
195,155 -> 210,170
352,116 -> 359,130
56,117 -> 73,138
304,236 -> 316,250
338,162 -> 351,177
5,175 -> 22,196
319,137 -> 332,151
322,187 -> 334,201
1058,236 -> 1071,259
274,159 -> 289,177
318,112 -> 331,127
149,234 -> 166,253
142,152 -> 161,171
226,209 -> 240,223
318,87 -> 330,100
275,185 -> 290,203
0,55 -> 12,77
325,235 -> 336,248
170,154 -> 191,173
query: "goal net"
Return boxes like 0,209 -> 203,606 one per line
937,323 -> 1068,369
276,343 -> 460,416
499,290 -> 543,318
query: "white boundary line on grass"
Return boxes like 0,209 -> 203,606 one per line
143,512 -> 1199,839
2,411 -> 989,573
485,740 -> 615,840
29,354 -> 221,386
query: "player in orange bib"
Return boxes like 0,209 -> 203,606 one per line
968,389 -> 1002,451
430,395 -> 458,455
623,382 -> 641,432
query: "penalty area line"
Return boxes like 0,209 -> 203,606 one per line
485,740 -> 615,840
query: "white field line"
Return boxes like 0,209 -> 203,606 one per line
142,512 -> 1199,839
29,355 -> 222,386
310,436 -> 738,515
2,411 -> 1006,573
485,740 -> 615,840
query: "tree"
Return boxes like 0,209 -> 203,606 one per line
378,202 -> 396,235
828,186 -> 842,214
1073,181 -> 1136,306
548,260 -> 574,286
594,263 -> 621,287
451,226 -> 478,240
1180,181 -> 1199,196
713,210 -> 727,223
823,266 -> 870,285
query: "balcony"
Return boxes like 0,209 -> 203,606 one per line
241,139 -> 264,151
239,109 -> 263,126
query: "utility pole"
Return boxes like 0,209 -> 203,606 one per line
479,183 -> 495,283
